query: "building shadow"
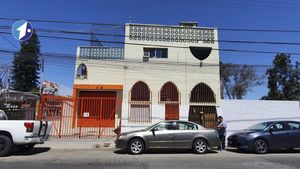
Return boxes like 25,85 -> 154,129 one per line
10,147 -> 51,156
114,148 -> 218,155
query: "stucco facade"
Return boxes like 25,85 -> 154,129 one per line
74,22 -> 220,133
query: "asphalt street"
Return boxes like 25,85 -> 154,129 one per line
1,147 -> 300,169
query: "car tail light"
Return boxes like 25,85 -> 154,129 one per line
24,122 -> 34,132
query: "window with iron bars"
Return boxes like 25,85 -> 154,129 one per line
129,81 -> 152,123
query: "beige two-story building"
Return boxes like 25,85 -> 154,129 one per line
73,22 -> 220,133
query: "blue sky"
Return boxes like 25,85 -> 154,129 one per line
0,0 -> 299,99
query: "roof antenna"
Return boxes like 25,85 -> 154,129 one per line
128,17 -> 133,23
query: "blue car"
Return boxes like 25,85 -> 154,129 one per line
227,121 -> 300,154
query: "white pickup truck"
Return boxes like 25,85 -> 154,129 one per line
0,110 -> 52,156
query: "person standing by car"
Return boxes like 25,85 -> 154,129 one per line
216,116 -> 227,151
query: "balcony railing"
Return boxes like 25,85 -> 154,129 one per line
79,47 -> 124,60
128,24 -> 215,44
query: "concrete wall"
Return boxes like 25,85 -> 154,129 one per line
219,100 -> 300,137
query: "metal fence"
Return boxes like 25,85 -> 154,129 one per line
38,95 -> 120,139
0,99 -> 36,120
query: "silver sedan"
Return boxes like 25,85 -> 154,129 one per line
115,120 -> 220,154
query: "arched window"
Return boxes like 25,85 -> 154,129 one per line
190,83 -> 215,103
76,63 -> 87,79
159,82 -> 180,120
189,83 -> 217,128
159,82 -> 179,103
129,81 -> 151,123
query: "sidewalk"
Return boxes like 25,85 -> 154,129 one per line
36,138 -> 116,150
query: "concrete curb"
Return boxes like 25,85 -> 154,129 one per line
36,139 -> 116,150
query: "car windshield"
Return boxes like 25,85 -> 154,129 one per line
145,122 -> 161,131
246,122 -> 272,131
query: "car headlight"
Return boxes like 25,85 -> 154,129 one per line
118,134 -> 126,139
237,134 -> 247,138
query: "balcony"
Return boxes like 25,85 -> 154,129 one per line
128,24 -> 215,44
79,47 -> 124,60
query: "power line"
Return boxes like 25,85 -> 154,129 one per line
33,60 -> 271,78
159,0 -> 300,13
218,28 -> 300,33
2,26 -> 300,46
0,48 -> 297,68
0,34 -> 18,49
0,26 -> 124,38
182,0 -> 300,9
0,17 -> 124,27
2,17 -> 300,33
1,31 -> 300,56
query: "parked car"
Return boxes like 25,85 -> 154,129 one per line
0,110 -> 52,157
227,121 -> 300,154
115,120 -> 220,154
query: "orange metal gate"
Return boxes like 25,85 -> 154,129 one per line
77,97 -> 116,127
38,94 -> 120,139
77,91 -> 116,127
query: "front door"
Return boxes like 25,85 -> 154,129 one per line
77,91 -> 116,127
188,106 -> 217,128
146,121 -> 176,148
165,104 -> 179,120
268,122 -> 291,149
203,113 -> 218,129
172,121 -> 199,148
287,122 -> 300,148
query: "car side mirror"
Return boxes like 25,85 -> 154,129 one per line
268,128 -> 275,132
150,128 -> 156,136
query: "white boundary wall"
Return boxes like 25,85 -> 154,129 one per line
219,100 -> 300,137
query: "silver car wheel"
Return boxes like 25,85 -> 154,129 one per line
254,139 -> 268,154
193,139 -> 207,154
130,140 -> 143,154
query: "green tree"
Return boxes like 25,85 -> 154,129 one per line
220,62 -> 263,99
11,30 -> 40,92
262,53 -> 300,100
0,64 -> 10,89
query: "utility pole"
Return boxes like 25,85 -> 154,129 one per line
90,31 -> 94,46
39,57 -> 44,93
90,31 -> 103,46
5,79 -> 10,100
